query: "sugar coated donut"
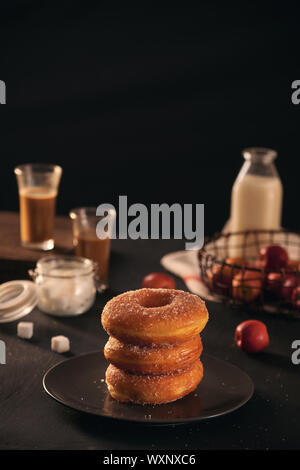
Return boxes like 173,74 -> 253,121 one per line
101,288 -> 209,345
105,360 -> 203,404
104,335 -> 203,375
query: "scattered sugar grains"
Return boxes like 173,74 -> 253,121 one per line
51,335 -> 70,353
105,288 -> 206,322
17,321 -> 34,339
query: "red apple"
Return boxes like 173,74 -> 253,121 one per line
292,286 -> 300,311
255,258 -> 265,269
235,320 -> 269,353
267,272 -> 282,297
281,275 -> 297,301
206,265 -> 232,295
292,285 -> 300,301
259,245 -> 288,270
225,257 -> 248,269
287,259 -> 300,271
267,272 -> 298,300
142,272 -> 176,289
232,269 -> 263,302
207,257 -> 248,295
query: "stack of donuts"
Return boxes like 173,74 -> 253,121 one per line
101,288 -> 209,404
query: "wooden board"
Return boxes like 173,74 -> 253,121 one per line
0,211 -> 73,261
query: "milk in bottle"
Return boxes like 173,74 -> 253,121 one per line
229,147 -> 283,258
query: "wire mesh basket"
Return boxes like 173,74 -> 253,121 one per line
198,229 -> 300,317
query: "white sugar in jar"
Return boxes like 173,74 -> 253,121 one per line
29,255 -> 97,317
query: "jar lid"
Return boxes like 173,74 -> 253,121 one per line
35,255 -> 96,278
0,280 -> 37,323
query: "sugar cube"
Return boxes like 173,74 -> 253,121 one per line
51,335 -> 70,353
17,321 -> 34,339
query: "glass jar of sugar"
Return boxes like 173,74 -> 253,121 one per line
29,255 -> 97,316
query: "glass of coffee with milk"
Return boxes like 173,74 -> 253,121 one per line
69,206 -> 116,292
14,164 -> 62,250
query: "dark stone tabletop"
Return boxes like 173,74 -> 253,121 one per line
0,227 -> 299,450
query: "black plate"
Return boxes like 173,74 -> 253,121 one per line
43,351 -> 254,425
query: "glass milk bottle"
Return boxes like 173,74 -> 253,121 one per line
229,147 -> 283,258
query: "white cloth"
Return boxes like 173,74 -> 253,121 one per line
160,250 -> 219,302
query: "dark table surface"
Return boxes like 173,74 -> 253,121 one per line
0,236 -> 299,450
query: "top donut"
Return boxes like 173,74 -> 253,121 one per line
101,288 -> 209,345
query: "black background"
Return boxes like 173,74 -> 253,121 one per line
1,1 -> 299,235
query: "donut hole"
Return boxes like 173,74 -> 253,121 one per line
139,291 -> 173,308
